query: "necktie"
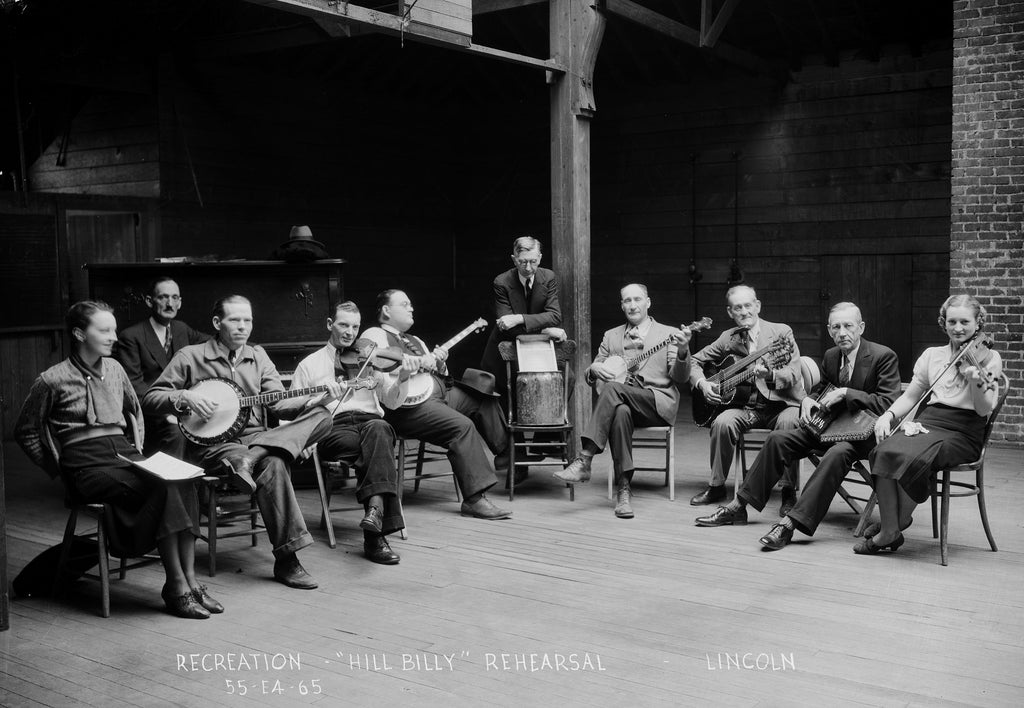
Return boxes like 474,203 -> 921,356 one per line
839,357 -> 851,386
400,334 -> 422,356
523,277 -> 533,304
163,327 -> 172,356
747,329 -> 757,352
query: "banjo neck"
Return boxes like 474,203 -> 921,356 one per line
238,378 -> 374,408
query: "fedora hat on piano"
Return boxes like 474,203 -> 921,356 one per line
454,368 -> 501,398
272,225 -> 330,261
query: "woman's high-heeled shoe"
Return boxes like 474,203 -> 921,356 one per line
191,584 -> 224,614
853,532 -> 905,555
162,585 -> 211,619
862,518 -> 913,539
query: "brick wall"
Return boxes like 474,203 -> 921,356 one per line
951,0 -> 1024,446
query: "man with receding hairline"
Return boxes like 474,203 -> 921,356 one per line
145,295 -> 333,589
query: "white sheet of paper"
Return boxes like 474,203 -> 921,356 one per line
117,452 -> 205,482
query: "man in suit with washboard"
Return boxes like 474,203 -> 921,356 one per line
555,283 -> 692,519
696,302 -> 900,550
114,277 -> 209,457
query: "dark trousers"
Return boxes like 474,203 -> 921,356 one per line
384,386 -> 501,499
582,382 -> 666,486
142,413 -> 186,458
736,426 -> 874,535
318,413 -> 403,535
190,407 -> 332,560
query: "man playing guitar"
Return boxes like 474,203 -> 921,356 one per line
360,289 -> 513,520
554,283 -> 693,519
689,285 -> 803,511
144,295 -> 333,590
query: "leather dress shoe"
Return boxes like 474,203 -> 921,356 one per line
460,496 -> 512,520
273,555 -> 319,589
360,506 -> 384,534
221,453 -> 258,494
759,523 -> 794,551
191,584 -> 225,613
695,505 -> 748,527
553,457 -> 591,483
364,536 -> 400,565
779,488 -> 797,517
690,485 -> 727,506
614,487 -> 634,519
162,585 -> 210,619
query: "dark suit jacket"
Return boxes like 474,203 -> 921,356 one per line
815,338 -> 900,415
480,267 -> 561,379
115,318 -> 210,400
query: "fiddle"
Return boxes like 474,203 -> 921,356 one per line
953,333 -> 998,392
336,339 -> 405,373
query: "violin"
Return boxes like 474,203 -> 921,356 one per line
953,333 -> 998,392
336,339 -> 406,374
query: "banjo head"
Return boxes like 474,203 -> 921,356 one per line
179,377 -> 247,446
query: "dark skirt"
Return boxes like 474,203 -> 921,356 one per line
59,435 -> 200,557
868,404 -> 987,503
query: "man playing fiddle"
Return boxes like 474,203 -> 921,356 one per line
291,301 -> 406,565
144,295 -> 332,589
361,289 -> 513,520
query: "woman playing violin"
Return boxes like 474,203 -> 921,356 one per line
855,294 -> 1002,555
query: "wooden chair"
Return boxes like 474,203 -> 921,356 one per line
198,474 -> 263,577
45,417 -> 160,617
606,426 -> 675,501
403,438 -> 458,498
498,339 -> 577,501
929,373 -> 1009,565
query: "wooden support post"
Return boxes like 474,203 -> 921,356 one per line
1,414 -> 8,631
549,0 -> 605,432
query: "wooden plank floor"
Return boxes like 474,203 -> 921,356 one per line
2,425 -> 1023,708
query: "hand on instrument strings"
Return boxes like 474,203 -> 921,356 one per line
799,396 -> 821,424
699,379 -> 723,404
752,361 -> 771,380
432,346 -> 449,364
818,387 -> 848,409
873,411 -> 895,443
669,327 -> 693,347
316,380 -> 346,405
181,390 -> 218,419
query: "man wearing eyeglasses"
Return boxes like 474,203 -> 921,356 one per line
479,236 -> 564,388
115,277 -> 209,456
688,285 -> 804,513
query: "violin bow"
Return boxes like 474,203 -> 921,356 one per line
338,341 -> 378,405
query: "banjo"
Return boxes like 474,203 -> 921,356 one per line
400,318 -> 488,407
178,376 -> 374,446
596,317 -> 713,395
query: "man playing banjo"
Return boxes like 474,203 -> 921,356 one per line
360,289 -> 513,520
554,283 -> 693,519
144,295 -> 333,590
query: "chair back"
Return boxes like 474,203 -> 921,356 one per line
979,373 -> 1012,451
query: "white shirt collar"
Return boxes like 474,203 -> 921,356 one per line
149,317 -> 168,338
517,272 -> 533,288
380,323 -> 403,337
842,343 -> 861,370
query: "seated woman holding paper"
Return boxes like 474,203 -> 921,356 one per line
855,294 -> 1002,555
15,300 -> 220,619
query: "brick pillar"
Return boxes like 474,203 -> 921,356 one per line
951,0 -> 1024,446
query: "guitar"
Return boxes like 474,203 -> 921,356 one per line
178,376 -> 375,446
691,334 -> 796,428
596,317 -> 713,394
400,318 -> 488,407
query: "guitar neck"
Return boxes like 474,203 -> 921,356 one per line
240,384 -> 329,408
627,320 -> 708,371
711,340 -> 780,382
439,324 -> 480,351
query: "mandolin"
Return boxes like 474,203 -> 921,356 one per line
596,317 -> 713,395
178,376 -> 375,446
400,318 -> 488,407
692,334 -> 795,428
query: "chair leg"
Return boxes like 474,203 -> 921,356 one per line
856,491 -> 877,538
53,508 -> 79,597
940,470 -> 951,566
396,439 -> 409,540
313,453 -> 337,549
667,428 -> 675,502
931,480 -> 939,539
207,484 -> 218,577
976,467 -> 997,552
96,511 -> 111,618
249,495 -> 259,546
414,441 -> 426,493
508,440 -> 516,502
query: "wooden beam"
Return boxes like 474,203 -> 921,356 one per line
473,0 -> 548,16
550,0 -> 605,432
701,0 -> 744,48
244,0 -> 564,73
599,0 -> 785,80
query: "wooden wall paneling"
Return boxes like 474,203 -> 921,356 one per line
0,332 -> 64,441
